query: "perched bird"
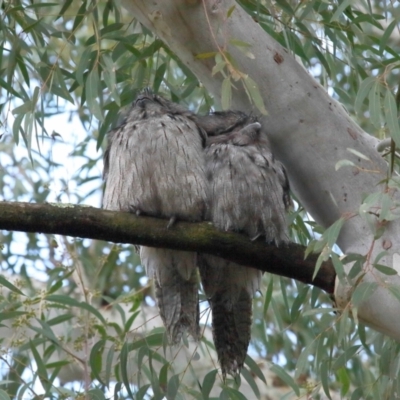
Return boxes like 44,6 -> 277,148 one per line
198,113 -> 290,377
103,89 -> 208,344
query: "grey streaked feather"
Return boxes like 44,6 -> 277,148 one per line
199,114 -> 290,377
199,255 -> 258,377
141,247 -> 200,342
103,90 -> 208,344
194,110 -> 250,137
205,118 -> 289,243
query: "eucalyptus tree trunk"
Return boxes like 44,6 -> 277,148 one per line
121,0 -> 400,340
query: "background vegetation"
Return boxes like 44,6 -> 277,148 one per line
1,0 -> 400,398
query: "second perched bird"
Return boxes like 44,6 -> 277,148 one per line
103,89 -> 208,344
197,113 -> 290,377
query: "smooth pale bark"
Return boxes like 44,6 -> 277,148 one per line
121,0 -> 400,339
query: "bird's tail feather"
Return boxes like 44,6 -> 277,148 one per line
211,288 -> 252,377
199,255 -> 261,377
141,247 -> 200,344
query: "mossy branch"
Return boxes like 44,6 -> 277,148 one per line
0,201 -> 335,293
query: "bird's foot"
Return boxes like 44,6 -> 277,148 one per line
250,233 -> 261,242
129,205 -> 141,216
167,216 -> 177,229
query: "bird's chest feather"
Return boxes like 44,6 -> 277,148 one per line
105,114 -> 207,219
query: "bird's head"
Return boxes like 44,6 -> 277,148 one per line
134,88 -> 164,113
206,121 -> 263,147
134,88 -> 194,118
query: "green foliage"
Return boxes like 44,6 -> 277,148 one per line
239,0 -> 400,144
1,0 -> 400,398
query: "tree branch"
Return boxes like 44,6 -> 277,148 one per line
0,201 -> 335,293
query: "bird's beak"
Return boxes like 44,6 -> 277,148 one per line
135,87 -> 154,107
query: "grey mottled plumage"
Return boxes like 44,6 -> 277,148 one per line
103,89 -> 208,344
194,110 -> 250,137
198,113 -> 290,377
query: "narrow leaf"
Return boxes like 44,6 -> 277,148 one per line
29,340 -> 50,393
379,19 -> 397,54
167,374 -> 180,400
355,77 -> 376,115
384,90 -> 400,147
154,62 -> 167,92
12,102 -> 32,116
0,275 -> 25,295
320,360 -> 332,400
263,277 -> 274,314
47,314 -> 74,326
346,148 -> 371,161
243,75 -> 267,115
57,0 -> 73,19
295,342 -> 315,379
221,388 -> 247,400
221,77 -> 232,110
326,218 -> 345,249
368,82 -> 382,129
120,342 -> 134,398
72,0 -> 87,32
270,365 -> 299,396
30,319 -> 61,345
336,161 -> 354,173
330,0 -> 353,22
332,345 -> 361,370
241,367 -> 260,398
290,285 -> 309,322
195,52 -> 218,59
212,60 -> 226,76
201,369 -> 218,399
373,263 -> 397,275
76,47 -> 93,86
46,294 -> 106,324
227,5 -> 236,18
89,340 -> 106,386
229,39 -> 252,48
351,282 -> 378,307
86,68 -> 103,121
337,367 -> 351,396
102,54 -> 120,105
244,355 -> 266,383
